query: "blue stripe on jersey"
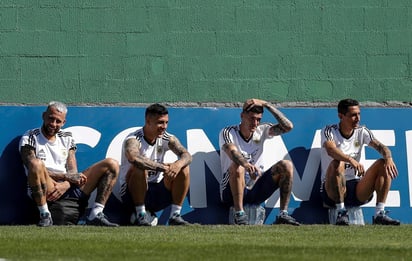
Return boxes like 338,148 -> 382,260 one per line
58,130 -> 77,151
222,126 -> 236,144
135,129 -> 144,142
162,131 -> 171,142
323,124 -> 337,141
363,126 -> 375,140
27,129 -> 40,148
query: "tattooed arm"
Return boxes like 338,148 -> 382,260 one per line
165,136 -> 192,180
243,99 -> 293,136
369,139 -> 398,179
369,139 -> 392,160
264,102 -> 294,135
53,149 -> 86,186
20,144 -> 72,200
168,136 -> 192,167
65,149 -> 78,174
20,144 -> 67,182
20,144 -> 38,169
124,138 -> 167,172
222,143 -> 260,177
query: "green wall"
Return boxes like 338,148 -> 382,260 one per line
0,0 -> 411,105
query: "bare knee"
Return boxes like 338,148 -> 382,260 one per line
27,158 -> 46,176
273,160 -> 293,177
228,163 -> 244,178
126,165 -> 146,183
375,158 -> 388,175
179,166 -> 190,179
103,158 -> 119,177
327,159 -> 345,176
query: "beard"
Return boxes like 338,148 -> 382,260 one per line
42,124 -> 59,138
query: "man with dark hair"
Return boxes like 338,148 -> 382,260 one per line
119,103 -> 192,226
219,98 -> 299,225
20,101 -> 119,227
320,98 -> 400,225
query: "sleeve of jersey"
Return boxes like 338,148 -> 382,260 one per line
362,126 -> 375,145
321,125 -> 334,143
18,133 -> 29,152
219,127 -> 233,148
261,123 -> 274,139
68,132 -> 77,151
18,130 -> 35,152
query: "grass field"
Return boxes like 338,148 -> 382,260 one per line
0,225 -> 410,261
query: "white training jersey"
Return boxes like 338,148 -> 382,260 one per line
19,127 -> 77,174
219,123 -> 274,182
320,124 -> 374,181
119,127 -> 174,186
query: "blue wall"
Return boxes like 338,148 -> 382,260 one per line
1,106 -> 411,225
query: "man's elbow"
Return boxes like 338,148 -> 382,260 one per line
184,153 -> 193,164
283,122 -> 294,132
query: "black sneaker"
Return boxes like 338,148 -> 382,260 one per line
133,212 -> 152,226
234,211 -> 249,225
86,212 -> 119,227
335,209 -> 349,226
274,213 -> 300,226
372,211 -> 400,226
38,212 -> 53,227
168,213 -> 190,226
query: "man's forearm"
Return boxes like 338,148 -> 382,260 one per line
264,103 -> 293,131
47,171 -> 65,181
132,155 -> 167,171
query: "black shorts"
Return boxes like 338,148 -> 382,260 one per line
221,169 -> 278,206
121,179 -> 172,213
321,179 -> 372,208
61,185 -> 89,201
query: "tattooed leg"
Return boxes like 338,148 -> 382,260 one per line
95,170 -> 117,205
30,184 -> 47,205
325,160 -> 346,203
272,160 -> 294,211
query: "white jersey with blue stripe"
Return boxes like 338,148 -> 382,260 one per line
219,123 -> 273,190
19,127 -> 76,174
120,127 -> 173,188
320,124 -> 374,181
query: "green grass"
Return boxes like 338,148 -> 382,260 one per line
0,225 -> 410,261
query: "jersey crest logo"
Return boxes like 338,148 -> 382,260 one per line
157,146 -> 163,154
37,149 -> 46,161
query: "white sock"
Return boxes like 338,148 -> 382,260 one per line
375,202 -> 385,217
38,204 -> 50,216
170,204 -> 182,218
135,205 -> 146,216
336,203 -> 345,211
88,202 -> 104,220
279,209 -> 288,216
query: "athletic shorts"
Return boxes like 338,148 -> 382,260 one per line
61,184 -> 89,201
121,179 -> 172,213
221,169 -> 277,206
321,179 -> 373,208
28,183 -> 89,202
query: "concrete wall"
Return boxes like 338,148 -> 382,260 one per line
0,0 -> 411,105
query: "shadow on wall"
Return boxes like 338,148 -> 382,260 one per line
0,136 -> 37,224
184,151 -> 229,224
286,146 -> 329,224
